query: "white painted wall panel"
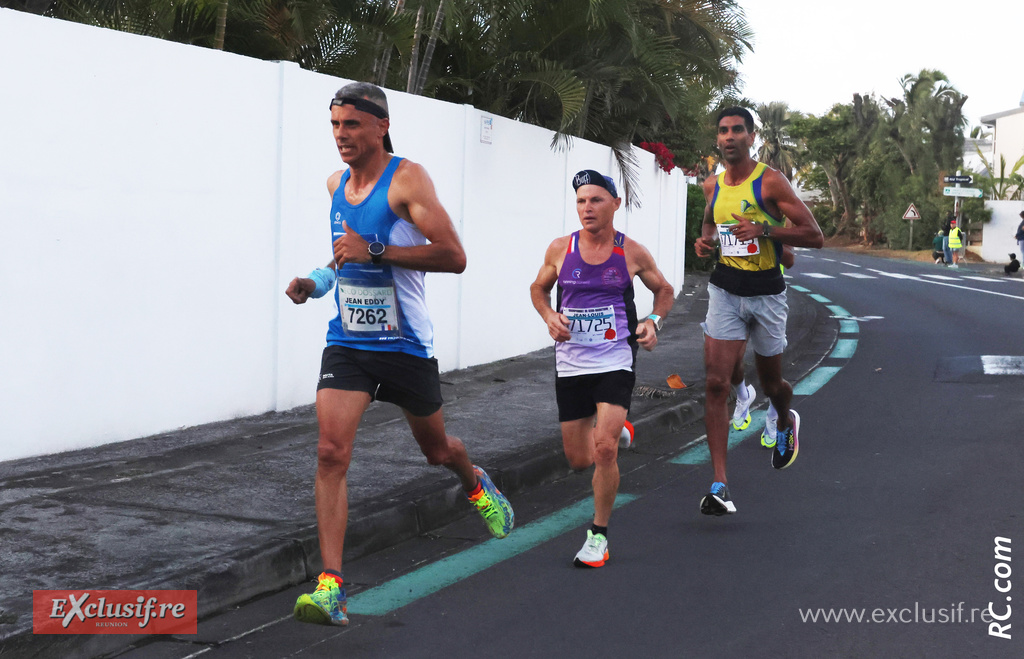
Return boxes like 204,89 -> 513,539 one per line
0,9 -> 690,461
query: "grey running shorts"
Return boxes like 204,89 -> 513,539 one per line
701,282 -> 788,357
318,345 -> 443,417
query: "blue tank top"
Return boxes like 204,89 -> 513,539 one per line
554,231 -> 637,376
325,157 -> 433,357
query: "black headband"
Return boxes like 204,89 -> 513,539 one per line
572,169 -> 618,198
330,95 -> 394,152
330,96 -> 389,119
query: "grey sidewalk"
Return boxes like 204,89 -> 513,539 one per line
0,272 -> 837,659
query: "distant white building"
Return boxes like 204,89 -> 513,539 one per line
977,90 -> 1024,262
980,93 -> 1024,184
962,135 -> 991,173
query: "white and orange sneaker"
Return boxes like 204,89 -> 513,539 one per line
573,530 -> 609,568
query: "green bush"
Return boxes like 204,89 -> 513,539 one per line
684,183 -> 716,271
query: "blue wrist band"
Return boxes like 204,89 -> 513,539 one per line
308,268 -> 337,298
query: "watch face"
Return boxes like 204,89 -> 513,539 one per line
369,241 -> 385,256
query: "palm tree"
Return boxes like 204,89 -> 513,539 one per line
41,0 -> 753,204
975,149 -> 1024,200
883,69 -> 966,178
755,101 -> 799,180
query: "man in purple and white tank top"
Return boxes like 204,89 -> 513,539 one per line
531,169 -> 675,568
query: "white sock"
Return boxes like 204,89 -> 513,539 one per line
767,401 -> 778,422
734,379 -> 750,402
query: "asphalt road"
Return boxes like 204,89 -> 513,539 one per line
126,249 -> 1024,659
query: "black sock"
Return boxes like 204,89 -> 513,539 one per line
591,524 -> 608,538
324,569 -> 343,581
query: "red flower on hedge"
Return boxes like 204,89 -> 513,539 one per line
639,141 -> 676,173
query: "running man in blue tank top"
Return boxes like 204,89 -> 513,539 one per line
530,170 -> 674,568
285,83 -> 513,627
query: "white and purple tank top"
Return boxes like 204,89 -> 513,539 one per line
555,231 -> 638,376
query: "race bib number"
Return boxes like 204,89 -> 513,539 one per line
564,305 -> 617,344
718,224 -> 760,257
337,280 -> 400,337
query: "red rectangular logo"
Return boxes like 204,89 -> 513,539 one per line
33,590 -> 197,635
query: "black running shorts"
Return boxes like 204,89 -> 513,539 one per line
555,369 -> 635,422
317,345 -> 443,417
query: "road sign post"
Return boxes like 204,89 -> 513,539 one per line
902,204 -> 920,250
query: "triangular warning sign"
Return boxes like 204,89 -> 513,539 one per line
903,203 -> 921,220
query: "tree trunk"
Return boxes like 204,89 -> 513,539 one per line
834,177 -> 854,236
412,5 -> 444,95
406,5 -> 424,93
375,0 -> 405,87
214,0 -> 228,51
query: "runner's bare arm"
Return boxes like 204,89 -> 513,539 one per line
530,238 -> 571,342
729,169 -> 823,247
333,161 -> 467,273
327,170 -> 344,196
629,241 -> 675,351
781,244 -> 795,269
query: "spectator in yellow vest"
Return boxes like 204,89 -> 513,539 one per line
948,219 -> 964,268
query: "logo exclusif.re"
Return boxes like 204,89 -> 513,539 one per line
33,590 -> 197,635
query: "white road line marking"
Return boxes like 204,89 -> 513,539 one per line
868,269 -> 918,279
840,262 -> 861,267
961,275 -> 1003,282
801,273 -> 835,278
921,274 -> 961,281
982,355 -> 1024,375
840,272 -> 876,279
863,270 -> 1024,301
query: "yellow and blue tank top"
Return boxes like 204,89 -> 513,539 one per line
709,161 -> 786,297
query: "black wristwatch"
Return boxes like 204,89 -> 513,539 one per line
761,222 -> 773,238
368,241 -> 386,265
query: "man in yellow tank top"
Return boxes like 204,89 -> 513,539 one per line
692,107 -> 823,515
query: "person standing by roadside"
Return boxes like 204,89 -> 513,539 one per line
932,230 -> 946,265
948,218 -> 964,268
692,107 -> 823,516
530,169 -> 674,567
285,82 -> 513,626
942,212 -> 954,266
1015,211 -> 1024,261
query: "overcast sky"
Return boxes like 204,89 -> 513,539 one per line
736,1 -> 1023,129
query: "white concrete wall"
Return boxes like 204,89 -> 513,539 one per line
0,9 -> 689,461
981,200 -> 1024,263
991,111 -> 1024,182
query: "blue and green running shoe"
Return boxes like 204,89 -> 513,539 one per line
772,410 -> 800,470
468,466 -> 514,539
293,572 -> 348,626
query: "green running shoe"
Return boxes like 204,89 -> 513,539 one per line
761,404 -> 778,449
468,466 -> 514,539
293,572 -> 348,626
